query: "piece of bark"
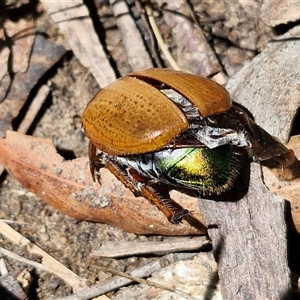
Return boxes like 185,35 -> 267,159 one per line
203,26 -> 300,299
0,27 -> 11,103
198,163 -> 291,299
226,25 -> 300,143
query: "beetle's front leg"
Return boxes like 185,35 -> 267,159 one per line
105,160 -> 190,224
88,141 -> 105,183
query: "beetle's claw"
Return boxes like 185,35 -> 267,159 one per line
169,209 -> 191,224
93,171 -> 102,185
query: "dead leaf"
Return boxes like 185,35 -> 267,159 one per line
0,131 -> 206,235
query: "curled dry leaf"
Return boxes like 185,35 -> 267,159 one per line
0,131 -> 206,235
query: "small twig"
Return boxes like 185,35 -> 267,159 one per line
0,219 -> 36,226
91,236 -> 209,258
128,0 -> 163,67
17,84 -> 50,134
58,252 -> 197,300
0,258 -> 8,275
144,3 -> 180,70
1,247 -> 62,275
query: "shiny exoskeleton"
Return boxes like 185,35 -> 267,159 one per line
82,68 -> 295,224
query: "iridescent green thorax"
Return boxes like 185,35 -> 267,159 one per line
155,145 -> 241,194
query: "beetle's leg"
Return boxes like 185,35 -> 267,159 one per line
88,141 -> 104,183
105,161 -> 140,196
139,184 -> 190,224
105,161 -> 190,224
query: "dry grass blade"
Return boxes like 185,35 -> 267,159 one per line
144,3 -> 180,70
17,84 -> 50,134
0,220 -> 87,291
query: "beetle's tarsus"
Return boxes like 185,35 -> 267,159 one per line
169,209 -> 191,224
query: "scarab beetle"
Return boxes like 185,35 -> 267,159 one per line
82,68 -> 295,224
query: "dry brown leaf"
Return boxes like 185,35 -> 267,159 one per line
0,131 -> 206,236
